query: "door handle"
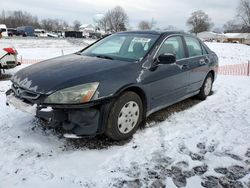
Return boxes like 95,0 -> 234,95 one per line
199,59 -> 206,65
181,64 -> 189,70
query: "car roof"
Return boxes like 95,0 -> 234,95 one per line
117,30 -> 186,36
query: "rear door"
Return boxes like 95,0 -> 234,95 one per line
184,36 -> 209,93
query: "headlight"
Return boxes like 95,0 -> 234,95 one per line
44,82 -> 99,104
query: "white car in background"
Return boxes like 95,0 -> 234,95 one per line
0,24 -> 8,37
35,29 -> 48,37
0,47 -> 20,76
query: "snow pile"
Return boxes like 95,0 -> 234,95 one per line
206,42 -> 250,66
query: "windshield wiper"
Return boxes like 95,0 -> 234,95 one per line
96,55 -> 113,60
75,52 -> 82,55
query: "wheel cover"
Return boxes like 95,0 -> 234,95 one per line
204,77 -> 212,96
117,101 -> 140,134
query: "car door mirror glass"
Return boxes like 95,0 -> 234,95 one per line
157,53 -> 176,65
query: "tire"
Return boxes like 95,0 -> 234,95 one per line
197,73 -> 213,100
105,91 -> 143,141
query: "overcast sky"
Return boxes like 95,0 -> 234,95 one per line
2,0 -> 239,30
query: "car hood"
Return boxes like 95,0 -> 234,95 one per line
12,54 -> 132,94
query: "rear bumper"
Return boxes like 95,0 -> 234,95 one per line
6,90 -> 111,136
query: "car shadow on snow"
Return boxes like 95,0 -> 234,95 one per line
146,97 -> 202,123
147,91 -> 215,124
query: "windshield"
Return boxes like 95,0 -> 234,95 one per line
80,33 -> 159,62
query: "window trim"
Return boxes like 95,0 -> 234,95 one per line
200,42 -> 208,55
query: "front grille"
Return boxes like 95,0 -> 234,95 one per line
12,84 -> 40,100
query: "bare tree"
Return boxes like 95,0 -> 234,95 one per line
97,6 -> 128,32
97,14 -> 108,32
0,10 -> 40,28
237,0 -> 250,32
110,6 -> 128,32
62,21 -> 69,30
138,21 -> 151,30
186,10 -> 214,35
40,19 -> 53,31
40,18 -> 66,31
223,20 -> 242,33
73,20 -> 81,31
0,10 -> 68,31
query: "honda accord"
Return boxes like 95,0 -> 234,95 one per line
6,31 -> 218,140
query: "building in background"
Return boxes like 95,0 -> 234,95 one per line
224,33 -> 250,45
197,31 -> 226,42
197,31 -> 250,45
79,24 -> 95,37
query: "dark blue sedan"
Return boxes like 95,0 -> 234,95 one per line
6,31 -> 218,140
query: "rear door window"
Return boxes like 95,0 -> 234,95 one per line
184,37 -> 203,57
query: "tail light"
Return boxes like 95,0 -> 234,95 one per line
3,48 -> 17,55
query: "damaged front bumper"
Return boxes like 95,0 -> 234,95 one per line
6,89 -> 111,137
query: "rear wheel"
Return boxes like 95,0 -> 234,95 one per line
197,73 -> 213,100
105,92 -> 143,140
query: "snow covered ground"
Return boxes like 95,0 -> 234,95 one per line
0,38 -> 95,60
206,42 -> 250,66
0,39 -> 250,188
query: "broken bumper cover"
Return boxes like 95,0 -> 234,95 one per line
6,92 -> 105,136
36,108 -> 100,136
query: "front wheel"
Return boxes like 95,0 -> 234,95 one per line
105,92 -> 143,141
197,73 -> 213,100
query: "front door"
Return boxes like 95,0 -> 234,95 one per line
146,36 -> 190,110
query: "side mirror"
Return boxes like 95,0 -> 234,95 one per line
157,53 -> 176,65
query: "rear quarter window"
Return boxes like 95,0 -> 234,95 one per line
201,44 -> 208,55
